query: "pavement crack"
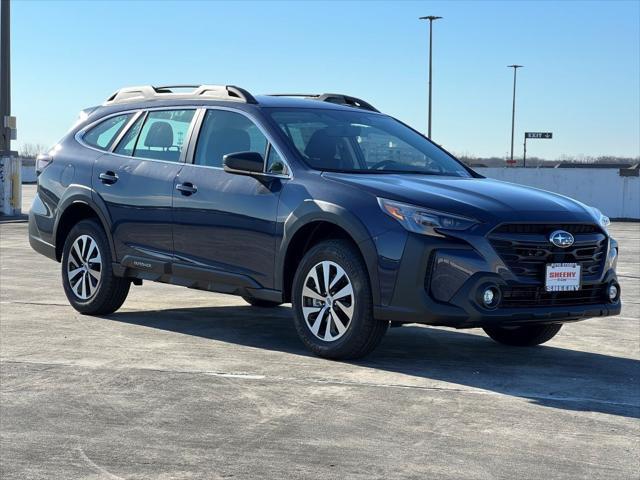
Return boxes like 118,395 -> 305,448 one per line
76,447 -> 125,480
0,300 -> 69,307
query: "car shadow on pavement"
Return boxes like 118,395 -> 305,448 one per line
105,304 -> 640,420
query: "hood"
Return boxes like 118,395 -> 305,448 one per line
322,173 -> 596,224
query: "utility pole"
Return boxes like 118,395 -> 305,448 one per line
507,65 -> 523,166
1,0 -> 11,155
1,0 -> 20,217
419,15 -> 442,139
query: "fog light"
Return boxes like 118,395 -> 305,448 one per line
482,287 -> 500,308
608,284 -> 619,302
483,288 -> 495,306
478,284 -> 501,309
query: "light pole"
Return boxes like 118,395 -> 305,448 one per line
1,0 -> 11,155
420,15 -> 442,139
507,64 -> 523,165
1,0 -> 20,217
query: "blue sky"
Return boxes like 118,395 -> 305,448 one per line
11,0 -> 640,159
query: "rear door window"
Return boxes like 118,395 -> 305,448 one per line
118,110 -> 195,162
83,113 -> 133,150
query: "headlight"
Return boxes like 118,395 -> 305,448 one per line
377,198 -> 478,236
590,207 -> 610,231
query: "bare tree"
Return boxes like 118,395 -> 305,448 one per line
19,143 -> 48,158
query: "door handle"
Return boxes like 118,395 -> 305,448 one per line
176,182 -> 198,196
99,171 -> 118,185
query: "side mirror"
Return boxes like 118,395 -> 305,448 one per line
223,151 -> 264,176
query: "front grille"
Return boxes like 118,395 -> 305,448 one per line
488,223 -> 608,282
492,224 -> 599,234
500,284 -> 608,308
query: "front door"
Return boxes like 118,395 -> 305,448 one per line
172,108 -> 286,289
94,108 -> 196,264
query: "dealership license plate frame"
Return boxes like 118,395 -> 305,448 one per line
545,263 -> 581,292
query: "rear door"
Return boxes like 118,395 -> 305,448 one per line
93,108 -> 196,268
171,108 -> 288,289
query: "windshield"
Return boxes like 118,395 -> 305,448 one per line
267,108 -> 470,177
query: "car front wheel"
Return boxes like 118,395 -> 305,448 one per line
61,219 -> 130,315
292,239 -> 388,359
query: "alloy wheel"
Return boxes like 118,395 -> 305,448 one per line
66,234 -> 102,300
301,260 -> 355,342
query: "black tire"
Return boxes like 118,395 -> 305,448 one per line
61,219 -> 130,315
292,239 -> 389,360
242,296 -> 282,308
483,324 -> 562,346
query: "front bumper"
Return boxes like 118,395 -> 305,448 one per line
373,230 -> 621,328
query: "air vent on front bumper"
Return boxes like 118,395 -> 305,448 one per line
500,284 -> 609,308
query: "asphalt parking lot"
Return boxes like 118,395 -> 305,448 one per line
1,185 -> 639,479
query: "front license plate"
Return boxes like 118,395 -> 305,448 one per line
545,263 -> 581,292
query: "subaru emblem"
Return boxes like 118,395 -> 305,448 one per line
549,230 -> 575,248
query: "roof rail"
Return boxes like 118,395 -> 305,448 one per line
194,85 -> 257,104
104,84 -> 258,105
268,93 -> 379,112
154,84 -> 200,93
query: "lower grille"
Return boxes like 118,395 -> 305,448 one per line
500,284 -> 608,308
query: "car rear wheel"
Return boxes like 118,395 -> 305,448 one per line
483,324 -> 562,346
292,239 -> 389,359
61,219 -> 130,315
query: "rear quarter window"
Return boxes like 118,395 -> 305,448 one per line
83,113 -> 133,150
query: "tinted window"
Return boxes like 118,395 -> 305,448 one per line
131,110 -> 195,162
83,113 -> 132,150
268,108 -> 470,177
194,110 -> 267,168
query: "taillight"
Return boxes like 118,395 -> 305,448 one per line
35,153 -> 53,175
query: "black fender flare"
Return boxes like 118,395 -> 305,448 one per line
53,185 -> 115,261
275,199 -> 380,304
